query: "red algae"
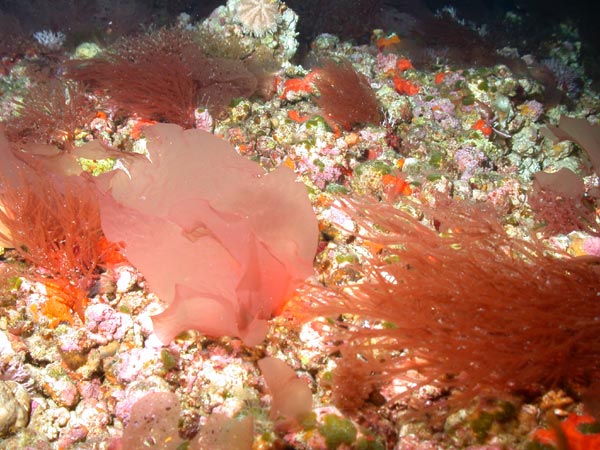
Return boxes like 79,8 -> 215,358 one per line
0,132 -> 107,320
311,59 -> 381,130
93,123 -> 318,346
295,195 -> 600,414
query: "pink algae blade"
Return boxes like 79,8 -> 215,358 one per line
95,123 -> 318,345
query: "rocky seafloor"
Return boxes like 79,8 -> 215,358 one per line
0,1 -> 599,449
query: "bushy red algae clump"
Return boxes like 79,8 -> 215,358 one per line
294,195 -> 600,414
0,132 -> 110,320
5,79 -> 96,150
69,52 -> 201,128
311,59 -> 381,131
532,413 -> 600,450
67,28 -> 259,128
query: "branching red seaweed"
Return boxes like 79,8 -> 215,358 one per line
311,58 -> 381,131
5,79 -> 96,149
294,195 -> 600,415
67,28 -> 259,128
0,149 -> 110,320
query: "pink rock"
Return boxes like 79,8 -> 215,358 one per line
583,236 -> 600,256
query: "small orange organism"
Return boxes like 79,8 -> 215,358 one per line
396,58 -> 414,72
532,413 -> 600,450
435,72 -> 446,85
375,33 -> 400,51
393,75 -> 419,96
472,118 -> 492,137
287,110 -> 311,123
130,118 -> 157,139
382,173 -> 412,198
279,72 -> 318,99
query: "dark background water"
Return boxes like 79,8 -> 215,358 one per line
0,0 -> 598,83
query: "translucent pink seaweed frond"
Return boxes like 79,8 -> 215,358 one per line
95,123 -> 318,345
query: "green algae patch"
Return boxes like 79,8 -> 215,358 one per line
319,414 -> 357,450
